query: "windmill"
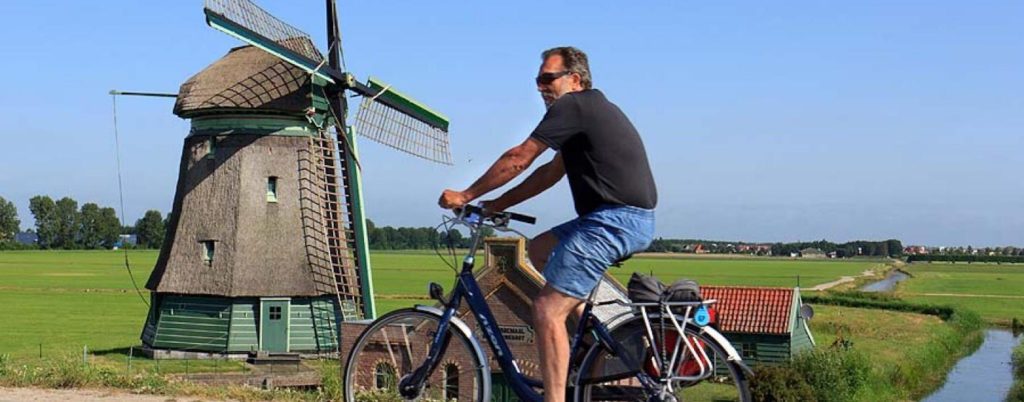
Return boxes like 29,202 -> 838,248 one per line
140,0 -> 451,357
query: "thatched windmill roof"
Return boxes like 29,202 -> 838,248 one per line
174,39 -> 321,118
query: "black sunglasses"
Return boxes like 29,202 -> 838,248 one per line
535,70 -> 573,85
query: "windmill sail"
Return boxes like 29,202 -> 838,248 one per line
204,0 -> 452,164
354,78 -> 453,164
204,0 -> 337,83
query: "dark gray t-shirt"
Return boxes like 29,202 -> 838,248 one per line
530,89 -> 657,216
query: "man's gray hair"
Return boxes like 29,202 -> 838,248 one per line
542,46 -> 592,89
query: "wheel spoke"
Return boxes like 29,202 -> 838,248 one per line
576,314 -> 750,402
344,309 -> 483,401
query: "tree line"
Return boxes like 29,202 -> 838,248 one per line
0,195 -> 167,250
366,220 -> 493,250
647,238 -> 904,257
907,254 -> 1024,264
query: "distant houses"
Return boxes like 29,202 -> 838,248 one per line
904,245 -> 929,255
799,248 -> 826,259
14,232 -> 37,246
113,234 -> 138,249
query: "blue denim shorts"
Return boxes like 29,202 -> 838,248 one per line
544,204 -> 655,299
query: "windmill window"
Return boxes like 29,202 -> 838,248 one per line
266,177 -> 278,202
201,240 -> 215,265
269,306 -> 282,320
205,137 -> 217,159
374,362 -> 397,390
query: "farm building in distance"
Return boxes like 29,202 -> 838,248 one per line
800,247 -> 827,258
342,238 -> 814,399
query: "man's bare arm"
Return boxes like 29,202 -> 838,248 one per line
487,154 -> 565,211
438,138 -> 548,208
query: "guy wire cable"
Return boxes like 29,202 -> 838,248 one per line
110,92 -> 150,308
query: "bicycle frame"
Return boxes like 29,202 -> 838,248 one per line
398,216 -> 660,401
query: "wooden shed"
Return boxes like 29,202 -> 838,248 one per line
700,286 -> 815,366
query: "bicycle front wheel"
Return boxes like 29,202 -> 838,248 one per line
575,314 -> 751,402
343,308 -> 486,402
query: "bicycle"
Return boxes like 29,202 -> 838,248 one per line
343,205 -> 752,401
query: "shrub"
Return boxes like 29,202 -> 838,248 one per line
749,365 -> 817,402
790,349 -> 872,402
40,355 -> 91,389
318,359 -> 343,401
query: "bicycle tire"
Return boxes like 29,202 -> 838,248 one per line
343,308 -> 486,402
574,313 -> 751,402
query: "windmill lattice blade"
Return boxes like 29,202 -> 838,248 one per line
205,0 -> 324,64
355,96 -> 453,165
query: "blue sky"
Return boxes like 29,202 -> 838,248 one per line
1,1 -> 1021,246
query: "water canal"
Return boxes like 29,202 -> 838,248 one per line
859,271 -> 1021,400
921,329 -> 1021,401
860,269 -> 910,292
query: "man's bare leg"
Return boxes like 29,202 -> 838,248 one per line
528,231 -> 558,270
529,232 -> 587,320
533,285 -> 582,402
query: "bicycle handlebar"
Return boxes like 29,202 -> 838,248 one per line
456,204 -> 536,225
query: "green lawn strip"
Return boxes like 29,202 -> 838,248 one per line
616,257 -> 881,288
901,263 -> 1024,296
898,263 -> 1024,325
0,289 -> 149,359
0,250 -> 157,290
801,295 -> 984,401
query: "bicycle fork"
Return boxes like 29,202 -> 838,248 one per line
397,307 -> 457,399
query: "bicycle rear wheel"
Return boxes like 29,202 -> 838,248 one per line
575,314 -> 751,402
343,308 -> 486,402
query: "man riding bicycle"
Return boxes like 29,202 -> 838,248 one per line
439,46 -> 657,402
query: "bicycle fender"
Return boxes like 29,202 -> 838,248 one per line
413,305 -> 492,400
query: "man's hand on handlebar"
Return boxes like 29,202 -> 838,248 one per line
479,199 -> 505,214
438,189 -> 471,210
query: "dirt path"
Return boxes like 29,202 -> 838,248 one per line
805,269 -> 877,291
0,387 -> 218,402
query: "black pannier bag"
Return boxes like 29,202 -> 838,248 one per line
627,272 -> 702,311
627,272 -> 665,303
664,279 -> 701,302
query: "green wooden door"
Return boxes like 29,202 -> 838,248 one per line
261,299 -> 289,352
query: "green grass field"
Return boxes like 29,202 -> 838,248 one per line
898,262 -> 1024,325
0,250 -> 882,360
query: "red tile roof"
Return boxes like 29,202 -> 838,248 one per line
700,286 -> 795,335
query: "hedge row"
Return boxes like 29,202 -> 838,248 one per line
802,291 -> 956,320
907,255 -> 1024,264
